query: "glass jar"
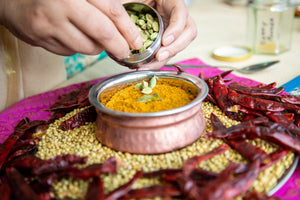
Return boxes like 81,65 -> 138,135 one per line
247,0 -> 295,54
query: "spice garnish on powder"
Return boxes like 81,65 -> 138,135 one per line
100,76 -> 198,113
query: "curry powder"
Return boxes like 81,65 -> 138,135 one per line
99,78 -> 198,113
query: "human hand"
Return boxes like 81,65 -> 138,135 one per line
0,0 -> 143,58
129,0 -> 197,70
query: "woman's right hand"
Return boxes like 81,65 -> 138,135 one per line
0,0 -> 143,58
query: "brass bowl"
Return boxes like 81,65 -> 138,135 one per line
89,70 -> 208,154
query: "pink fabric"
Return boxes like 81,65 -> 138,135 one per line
0,58 -> 299,199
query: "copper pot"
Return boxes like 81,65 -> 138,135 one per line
89,70 -> 208,154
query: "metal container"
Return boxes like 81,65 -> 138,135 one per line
106,2 -> 164,69
89,70 -> 208,154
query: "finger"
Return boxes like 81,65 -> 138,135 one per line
38,37 -> 77,56
69,1 -> 131,59
138,58 -> 171,70
89,0 -> 143,50
161,0 -> 189,46
53,21 -> 103,55
156,16 -> 197,62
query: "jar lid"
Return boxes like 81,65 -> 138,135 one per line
212,46 -> 252,62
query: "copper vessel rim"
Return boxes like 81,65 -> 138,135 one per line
89,70 -> 208,118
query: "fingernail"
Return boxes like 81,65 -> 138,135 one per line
138,67 -> 150,70
134,36 -> 143,49
158,51 -> 169,61
163,35 -> 174,46
119,50 -> 130,59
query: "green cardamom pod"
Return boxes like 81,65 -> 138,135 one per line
137,19 -> 145,26
150,32 -> 158,41
134,82 -> 143,90
130,15 -> 138,23
137,92 -> 161,103
149,75 -> 158,88
141,87 -> 152,94
152,21 -> 159,32
145,13 -> 154,22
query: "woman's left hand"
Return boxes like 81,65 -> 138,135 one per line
127,0 -> 197,70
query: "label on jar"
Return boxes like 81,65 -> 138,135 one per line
255,10 -> 280,54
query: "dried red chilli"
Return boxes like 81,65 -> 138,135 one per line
228,89 -> 285,112
59,106 -> 97,131
17,120 -> 47,140
9,138 -> 39,154
0,135 -> 19,171
213,76 -> 239,120
281,102 -> 300,112
5,138 -> 39,163
265,112 -> 298,130
121,185 -> 181,200
0,118 -> 27,170
200,70 -> 233,104
105,170 -> 143,200
6,154 -> 44,170
85,177 -> 105,200
196,160 -> 260,200
48,84 -> 91,113
171,64 -> 186,73
203,70 -> 233,82
280,94 -> 300,105
28,178 -> 54,199
143,168 -> 182,178
76,84 -> 93,105
6,167 -> 41,200
295,113 -> 300,128
207,113 -> 300,153
67,157 -> 117,179
212,75 -> 230,111
226,139 -> 269,162
228,82 -> 285,96
228,82 -> 300,112
47,84 -> 92,125
205,93 -> 218,104
259,149 -> 289,171
209,113 -> 290,169
183,144 -> 230,176
0,180 -> 11,200
209,113 -> 226,130
204,116 -> 269,139
143,168 -> 218,184
182,162 -> 241,199
203,71 -> 299,129
237,105 -> 264,117
251,82 -> 277,89
283,113 -> 295,121
32,154 -> 88,176
190,168 -> 219,181
0,118 -> 46,171
228,125 -> 300,154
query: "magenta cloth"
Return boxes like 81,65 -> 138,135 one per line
0,58 -> 299,199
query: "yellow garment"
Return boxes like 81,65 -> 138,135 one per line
0,26 -> 66,111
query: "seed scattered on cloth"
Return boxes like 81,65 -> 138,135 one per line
36,102 -> 295,199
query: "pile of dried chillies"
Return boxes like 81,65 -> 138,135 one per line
0,70 -> 299,200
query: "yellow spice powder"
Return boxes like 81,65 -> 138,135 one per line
102,78 -> 198,113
